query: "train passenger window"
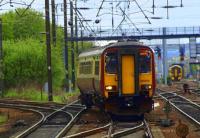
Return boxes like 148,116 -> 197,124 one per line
139,54 -> 151,73
79,61 -> 92,74
79,62 -> 84,74
105,53 -> 118,74
95,61 -> 99,75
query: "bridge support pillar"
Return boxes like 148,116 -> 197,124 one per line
162,28 -> 168,85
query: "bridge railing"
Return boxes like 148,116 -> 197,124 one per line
78,26 -> 200,38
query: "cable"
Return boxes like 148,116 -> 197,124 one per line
96,0 -> 105,17
17,0 -> 36,17
132,0 -> 151,24
119,7 -> 141,33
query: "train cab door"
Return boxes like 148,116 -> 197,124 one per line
121,55 -> 135,95
174,66 -> 182,81
118,50 -> 139,96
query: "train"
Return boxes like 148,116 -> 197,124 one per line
169,64 -> 183,81
77,41 -> 155,116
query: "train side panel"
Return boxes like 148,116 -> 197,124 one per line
77,56 -> 101,94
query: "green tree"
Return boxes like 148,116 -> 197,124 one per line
0,11 -> 15,40
3,39 -> 65,89
1,8 -> 93,92
1,8 -> 44,40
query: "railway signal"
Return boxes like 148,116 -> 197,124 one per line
155,46 -> 161,59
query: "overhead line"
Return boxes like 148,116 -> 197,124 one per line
96,0 -> 105,17
119,7 -> 141,34
133,0 -> 151,24
17,0 -> 36,17
75,7 -> 96,36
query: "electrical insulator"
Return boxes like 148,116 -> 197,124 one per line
68,21 -> 72,26
95,19 -> 100,24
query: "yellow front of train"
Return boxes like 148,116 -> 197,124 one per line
102,45 -> 155,115
169,65 -> 183,81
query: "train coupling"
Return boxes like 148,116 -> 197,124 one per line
124,97 -> 134,107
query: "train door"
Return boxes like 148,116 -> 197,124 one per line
121,55 -> 135,95
118,50 -> 139,96
174,66 -> 182,81
174,67 -> 179,80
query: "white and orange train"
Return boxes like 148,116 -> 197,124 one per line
77,41 -> 156,116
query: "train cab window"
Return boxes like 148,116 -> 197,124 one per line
139,54 -> 151,73
105,53 -> 118,74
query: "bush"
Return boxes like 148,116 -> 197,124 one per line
3,38 -> 65,89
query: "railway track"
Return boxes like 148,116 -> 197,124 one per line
105,119 -> 153,138
66,118 -> 153,138
0,101 -> 52,138
158,88 -> 200,126
0,102 -> 57,116
16,100 -> 85,138
0,99 -> 64,110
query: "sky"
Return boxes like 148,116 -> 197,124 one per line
1,0 -> 200,28
1,0 -> 200,45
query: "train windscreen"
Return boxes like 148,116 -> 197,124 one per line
139,54 -> 151,73
105,53 -> 118,74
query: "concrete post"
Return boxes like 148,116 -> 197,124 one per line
162,28 -> 168,84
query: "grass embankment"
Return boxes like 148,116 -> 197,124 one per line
3,88 -> 79,103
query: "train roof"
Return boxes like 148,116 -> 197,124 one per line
79,41 -> 150,58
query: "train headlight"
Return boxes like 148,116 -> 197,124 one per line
141,84 -> 152,91
105,85 -> 116,91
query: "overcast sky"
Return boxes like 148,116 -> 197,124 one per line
1,0 -> 200,45
1,0 -> 200,28
1,0 -> 200,52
